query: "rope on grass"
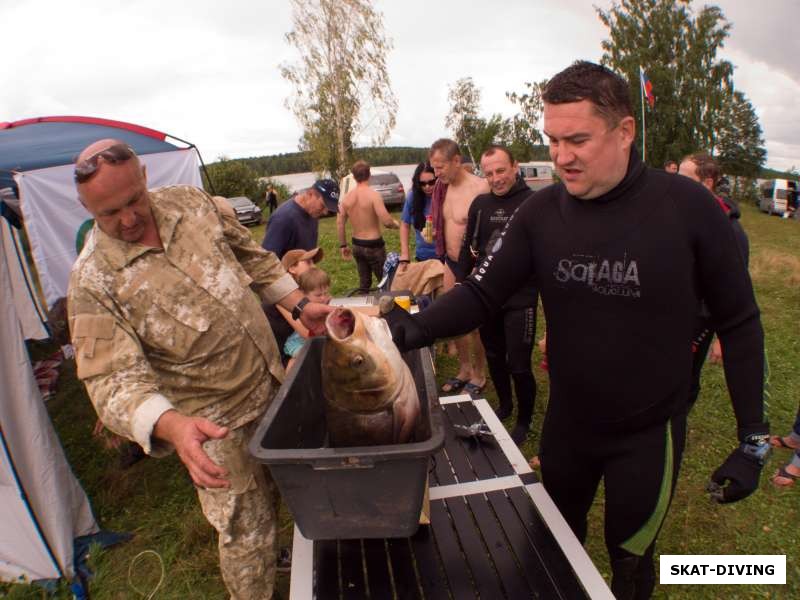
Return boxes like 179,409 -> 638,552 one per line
127,550 -> 165,599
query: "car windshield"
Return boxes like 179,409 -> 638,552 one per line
369,174 -> 399,186
228,197 -> 254,208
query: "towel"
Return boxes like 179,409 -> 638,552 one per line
431,180 -> 448,257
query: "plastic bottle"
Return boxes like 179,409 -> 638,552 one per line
423,215 -> 433,244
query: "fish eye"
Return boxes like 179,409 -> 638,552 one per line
350,355 -> 364,369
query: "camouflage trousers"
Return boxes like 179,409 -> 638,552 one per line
196,421 -> 279,600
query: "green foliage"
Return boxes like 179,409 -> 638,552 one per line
233,146 -> 430,177
445,77 -> 483,162
597,0 -> 765,174
281,0 -> 398,180
761,165 -> 800,180
446,77 -> 549,164
716,90 -> 766,178
255,178 -> 292,209
506,79 -> 548,161
202,157 -> 260,200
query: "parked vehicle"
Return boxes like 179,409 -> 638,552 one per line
518,161 -> 554,191
759,179 -> 798,216
339,170 -> 406,208
224,196 -> 263,226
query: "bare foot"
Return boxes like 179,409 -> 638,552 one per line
770,435 -> 800,451
771,463 -> 800,487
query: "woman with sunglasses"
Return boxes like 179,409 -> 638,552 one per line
398,161 -> 437,272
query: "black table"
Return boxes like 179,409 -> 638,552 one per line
289,393 -> 613,599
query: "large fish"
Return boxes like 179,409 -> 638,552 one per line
322,307 -> 420,447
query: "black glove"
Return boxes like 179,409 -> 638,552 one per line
378,296 -> 432,352
707,446 -> 764,503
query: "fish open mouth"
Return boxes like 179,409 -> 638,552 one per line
326,308 -> 356,340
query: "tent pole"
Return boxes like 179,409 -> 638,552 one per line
160,133 -> 216,196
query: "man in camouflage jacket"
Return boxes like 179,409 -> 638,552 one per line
67,139 -> 330,600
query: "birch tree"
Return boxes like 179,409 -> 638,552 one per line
281,0 -> 398,179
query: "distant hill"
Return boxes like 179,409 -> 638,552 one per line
760,166 -> 799,180
210,145 -> 552,176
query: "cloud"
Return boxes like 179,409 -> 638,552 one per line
2,0 -> 796,170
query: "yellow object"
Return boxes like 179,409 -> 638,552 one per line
394,295 -> 411,311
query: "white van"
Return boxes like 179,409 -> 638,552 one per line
518,161 -> 554,191
759,179 -> 798,216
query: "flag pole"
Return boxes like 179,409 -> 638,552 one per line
639,66 -> 647,163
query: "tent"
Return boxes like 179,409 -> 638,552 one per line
1,201 -> 48,340
0,244 -> 99,583
0,116 -> 209,309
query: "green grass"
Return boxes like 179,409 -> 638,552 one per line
4,203 -> 799,598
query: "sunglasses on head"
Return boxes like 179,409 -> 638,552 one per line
420,179 -> 437,187
74,143 -> 136,183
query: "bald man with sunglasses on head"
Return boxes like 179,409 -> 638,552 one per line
67,139 -> 331,600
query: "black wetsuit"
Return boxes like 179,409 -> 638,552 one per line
453,177 -> 538,436
688,194 -> 750,409
406,148 -> 766,598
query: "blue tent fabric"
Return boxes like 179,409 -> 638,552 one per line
0,118 -> 183,194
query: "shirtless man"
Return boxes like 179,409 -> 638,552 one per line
429,138 -> 488,397
338,160 -> 399,293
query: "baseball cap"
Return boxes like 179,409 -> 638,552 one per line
312,179 -> 340,214
281,247 -> 324,271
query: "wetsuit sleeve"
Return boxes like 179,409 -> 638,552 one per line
453,202 -> 479,282
413,200 -> 537,340
731,220 -> 750,267
687,190 -> 765,438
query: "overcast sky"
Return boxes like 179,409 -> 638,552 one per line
3,0 -> 798,171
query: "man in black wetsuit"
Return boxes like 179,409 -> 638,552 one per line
381,61 -> 769,599
679,152 -> 750,409
452,145 -> 538,445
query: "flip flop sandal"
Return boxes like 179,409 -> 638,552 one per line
440,377 -> 468,394
771,466 -> 799,488
463,381 -> 485,399
770,435 -> 800,450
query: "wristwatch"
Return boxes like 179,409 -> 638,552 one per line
741,433 -> 771,464
291,297 -> 310,321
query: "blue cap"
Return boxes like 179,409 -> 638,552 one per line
312,179 -> 340,214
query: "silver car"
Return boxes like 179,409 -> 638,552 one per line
225,196 -> 263,226
369,173 -> 405,207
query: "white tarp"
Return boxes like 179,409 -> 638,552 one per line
1,216 -> 49,340
0,249 -> 98,582
16,149 -> 202,308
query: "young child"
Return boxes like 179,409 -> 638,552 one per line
281,267 -> 332,372
263,247 -> 324,364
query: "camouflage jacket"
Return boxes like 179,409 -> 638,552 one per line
67,186 -> 296,455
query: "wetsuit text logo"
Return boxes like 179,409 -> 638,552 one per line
554,255 -> 641,298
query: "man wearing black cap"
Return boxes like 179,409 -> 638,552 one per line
261,179 -> 339,258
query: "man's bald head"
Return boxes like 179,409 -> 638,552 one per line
76,139 -> 157,245
75,139 -> 143,190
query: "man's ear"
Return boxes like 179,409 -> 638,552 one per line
618,115 -> 636,146
141,164 -> 148,185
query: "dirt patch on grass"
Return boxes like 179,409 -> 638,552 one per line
749,249 -> 800,286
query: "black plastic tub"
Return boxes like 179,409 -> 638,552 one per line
248,336 -> 444,540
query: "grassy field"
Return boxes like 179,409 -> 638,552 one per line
3,200 -> 799,599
